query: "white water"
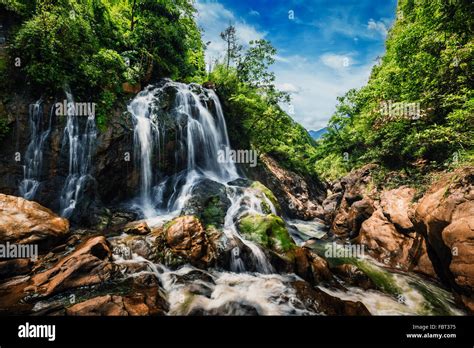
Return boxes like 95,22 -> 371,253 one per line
59,91 -> 97,218
19,100 -> 53,200
129,81 -> 238,217
128,81 -> 275,273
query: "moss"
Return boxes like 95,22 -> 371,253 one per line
201,196 -> 226,228
408,281 -> 455,315
250,181 -> 281,214
238,213 -> 295,253
353,260 -> 402,297
306,241 -> 402,296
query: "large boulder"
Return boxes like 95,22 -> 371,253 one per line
154,216 -> 216,268
181,179 -> 231,228
328,164 -> 378,238
354,208 -> 433,273
414,167 -> 474,307
66,287 -> 168,316
0,194 -> 69,248
237,213 -> 295,254
27,236 -> 114,297
380,187 -> 415,233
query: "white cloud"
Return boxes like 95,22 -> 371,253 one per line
320,53 -> 355,72
277,82 -> 301,94
367,19 -> 388,37
196,1 -> 266,66
275,55 -> 374,130
249,9 -> 260,16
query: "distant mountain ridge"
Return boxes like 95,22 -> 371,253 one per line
308,128 -> 328,140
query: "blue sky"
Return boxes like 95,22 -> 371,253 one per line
195,0 -> 398,131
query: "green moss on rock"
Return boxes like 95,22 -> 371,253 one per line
238,213 -> 295,254
250,181 -> 281,213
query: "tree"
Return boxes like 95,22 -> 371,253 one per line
220,24 -> 242,69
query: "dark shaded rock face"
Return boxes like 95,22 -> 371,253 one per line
181,179 -> 231,228
249,154 -> 327,220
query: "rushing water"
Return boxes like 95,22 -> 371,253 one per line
124,81 -> 465,315
19,100 -> 53,200
128,81 -> 239,217
59,91 -> 97,218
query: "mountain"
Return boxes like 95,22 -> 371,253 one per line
308,128 -> 328,140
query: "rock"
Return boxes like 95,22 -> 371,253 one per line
66,287 -> 167,316
331,264 -> 376,290
0,259 -> 32,279
122,220 -> 151,235
181,179 -> 231,228
250,154 -> 326,220
0,194 -> 69,248
237,213 -> 295,254
27,236 -> 113,297
380,187 -> 415,232
414,167 -> 474,299
346,198 -> 375,238
328,164 -> 378,237
293,247 -> 333,284
291,281 -> 370,315
154,216 -> 215,268
355,208 -> 419,269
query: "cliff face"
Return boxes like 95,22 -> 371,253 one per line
322,165 -> 474,312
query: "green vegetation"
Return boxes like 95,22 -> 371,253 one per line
1,0 -> 205,126
209,34 -> 318,177
314,0 -> 474,182
238,213 -> 295,254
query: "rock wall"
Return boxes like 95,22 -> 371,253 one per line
322,164 -> 474,311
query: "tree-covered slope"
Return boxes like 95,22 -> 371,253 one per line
315,0 -> 473,181
0,0 -> 205,128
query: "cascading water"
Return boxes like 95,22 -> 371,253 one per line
128,80 -> 274,273
59,91 -> 97,218
129,80 -> 238,216
19,100 -> 53,200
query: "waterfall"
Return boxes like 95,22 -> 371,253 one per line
19,100 -> 53,200
59,91 -> 97,218
129,80 -> 275,273
129,80 -> 238,216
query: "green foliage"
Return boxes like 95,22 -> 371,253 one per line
210,64 -> 317,177
314,0 -> 474,180
2,0 -> 206,129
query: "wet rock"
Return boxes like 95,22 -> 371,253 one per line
0,259 -> 32,280
154,216 -> 216,268
181,179 -> 231,228
250,154 -> 326,220
291,281 -> 370,315
0,194 -> 69,248
27,236 -> 114,297
122,220 -> 151,235
237,213 -> 295,254
331,264 -> 376,290
66,287 -> 167,316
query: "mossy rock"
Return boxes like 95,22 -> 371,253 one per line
250,181 -> 281,214
237,213 -> 295,254
181,179 -> 230,228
